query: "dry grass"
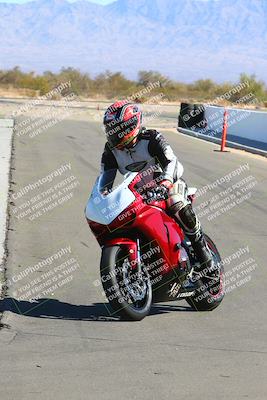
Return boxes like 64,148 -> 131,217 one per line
0,86 -> 38,98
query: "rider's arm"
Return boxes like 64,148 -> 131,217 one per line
148,131 -> 184,183
100,143 -> 118,193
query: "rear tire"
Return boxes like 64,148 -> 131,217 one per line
100,246 -> 152,321
186,235 -> 225,311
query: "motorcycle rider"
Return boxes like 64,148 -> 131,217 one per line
100,101 -> 213,272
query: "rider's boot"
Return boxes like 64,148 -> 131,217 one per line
186,230 -> 214,274
170,203 -> 214,274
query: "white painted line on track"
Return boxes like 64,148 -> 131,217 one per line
0,119 -> 13,269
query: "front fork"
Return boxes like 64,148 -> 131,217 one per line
136,238 -> 142,275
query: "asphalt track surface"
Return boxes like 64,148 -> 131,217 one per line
0,116 -> 266,400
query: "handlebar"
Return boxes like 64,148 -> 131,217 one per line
144,186 -> 169,203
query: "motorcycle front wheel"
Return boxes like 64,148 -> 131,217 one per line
100,245 -> 152,321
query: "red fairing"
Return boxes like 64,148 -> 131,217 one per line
104,238 -> 138,267
130,176 -> 183,274
134,207 -> 184,274
87,172 -> 184,273
87,220 -> 110,246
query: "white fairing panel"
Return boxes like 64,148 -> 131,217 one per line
85,172 -> 137,225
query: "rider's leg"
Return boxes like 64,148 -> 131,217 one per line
167,181 -> 213,271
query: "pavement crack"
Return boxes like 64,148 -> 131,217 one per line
17,331 -> 267,355
7,331 -> 18,345
168,343 -> 267,355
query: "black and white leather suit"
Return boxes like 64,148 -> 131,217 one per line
101,128 -> 211,268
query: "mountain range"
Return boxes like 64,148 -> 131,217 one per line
0,0 -> 267,82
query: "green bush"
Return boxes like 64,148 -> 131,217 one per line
0,67 -> 266,103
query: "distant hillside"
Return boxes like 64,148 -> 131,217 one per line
0,0 -> 267,82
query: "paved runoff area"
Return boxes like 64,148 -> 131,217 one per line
0,110 -> 266,400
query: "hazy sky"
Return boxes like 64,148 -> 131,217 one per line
0,0 -> 115,4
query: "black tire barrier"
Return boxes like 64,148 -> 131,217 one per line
178,103 -> 206,130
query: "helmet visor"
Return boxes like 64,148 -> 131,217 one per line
105,115 -> 139,149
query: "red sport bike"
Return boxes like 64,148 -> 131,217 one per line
85,164 -> 225,321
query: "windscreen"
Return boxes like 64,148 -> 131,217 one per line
98,163 -> 163,196
98,169 -> 117,192
133,163 -> 163,196
86,171 -> 137,225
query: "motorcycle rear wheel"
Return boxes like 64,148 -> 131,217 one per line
186,234 -> 225,311
100,246 -> 152,321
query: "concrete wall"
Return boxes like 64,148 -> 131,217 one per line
204,105 -> 267,144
